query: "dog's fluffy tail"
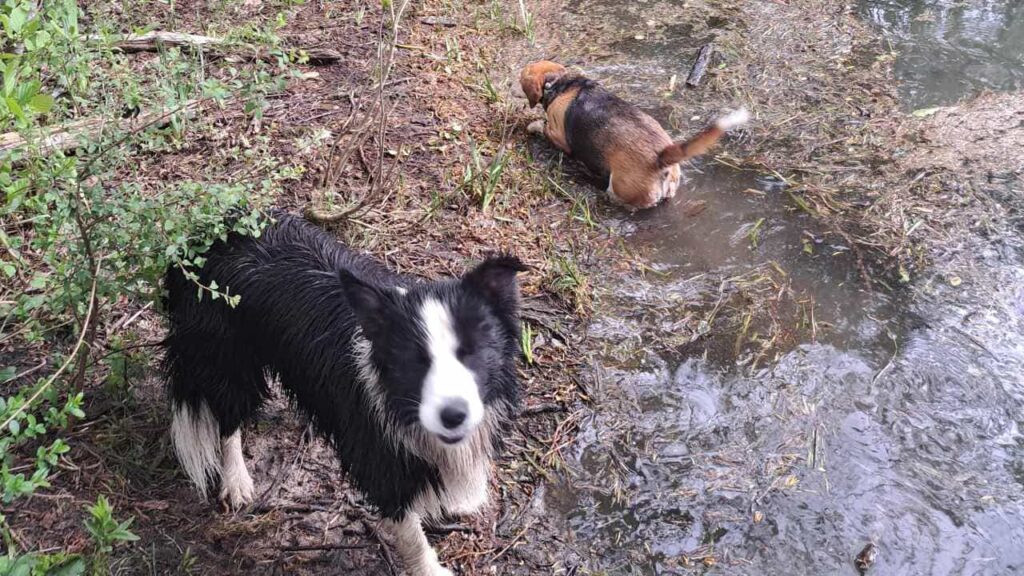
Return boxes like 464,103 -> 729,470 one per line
170,400 -> 221,497
658,108 -> 749,168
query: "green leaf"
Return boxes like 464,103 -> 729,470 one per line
0,366 -> 15,381
8,6 -> 28,34
6,97 -> 26,123
112,520 -> 140,542
9,419 -> 20,434
27,93 -> 53,113
4,60 -> 18,97
7,553 -> 37,576
47,557 -> 87,576
24,29 -> 50,52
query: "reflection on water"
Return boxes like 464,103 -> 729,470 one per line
557,260 -> 1024,574
858,0 -> 1024,107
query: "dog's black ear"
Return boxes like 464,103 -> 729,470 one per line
339,269 -> 392,339
463,255 -> 528,316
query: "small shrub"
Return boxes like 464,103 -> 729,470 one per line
0,0 -> 298,559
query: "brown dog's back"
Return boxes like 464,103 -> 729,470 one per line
521,60 -> 748,208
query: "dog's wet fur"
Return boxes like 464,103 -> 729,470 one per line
162,212 -> 525,576
520,60 -> 749,209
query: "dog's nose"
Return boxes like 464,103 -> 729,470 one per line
439,399 -> 468,430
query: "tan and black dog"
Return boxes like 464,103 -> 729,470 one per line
520,60 -> 749,209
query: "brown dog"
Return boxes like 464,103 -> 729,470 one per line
520,60 -> 749,209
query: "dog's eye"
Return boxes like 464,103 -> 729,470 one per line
543,81 -> 552,90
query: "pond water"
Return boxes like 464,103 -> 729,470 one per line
858,0 -> 1024,108
537,0 -> 1024,574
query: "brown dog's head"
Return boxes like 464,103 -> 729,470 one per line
519,60 -> 568,108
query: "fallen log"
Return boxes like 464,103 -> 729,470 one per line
0,99 -> 205,158
94,31 -> 343,64
111,31 -> 221,51
686,43 -> 713,87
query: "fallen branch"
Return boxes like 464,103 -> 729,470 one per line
110,31 -> 221,51
424,522 -> 475,535
686,43 -> 713,87
97,31 -> 343,64
520,402 -> 566,416
0,99 -> 204,158
279,543 -> 369,553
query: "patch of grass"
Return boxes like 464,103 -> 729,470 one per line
515,0 -> 536,41
548,252 -> 592,314
548,176 -> 597,228
444,35 -> 462,64
461,137 -> 509,211
520,321 -> 534,364
476,73 -> 501,104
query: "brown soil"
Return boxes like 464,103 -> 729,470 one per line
6,1 -> 602,574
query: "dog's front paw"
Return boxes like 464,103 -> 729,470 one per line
219,468 -> 255,510
526,119 -> 546,135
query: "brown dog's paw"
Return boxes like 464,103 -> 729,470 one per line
526,119 -> 546,135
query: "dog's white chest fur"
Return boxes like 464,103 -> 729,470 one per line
436,452 -> 491,515
413,428 -> 494,518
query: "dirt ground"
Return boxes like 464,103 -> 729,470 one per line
6,0 -> 1023,574
9,1 -> 602,574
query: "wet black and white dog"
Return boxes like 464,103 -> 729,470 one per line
162,213 -> 525,576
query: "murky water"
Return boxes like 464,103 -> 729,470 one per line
858,0 -> 1024,108
540,0 -> 1024,574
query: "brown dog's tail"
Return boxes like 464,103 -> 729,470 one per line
658,108 -> 749,168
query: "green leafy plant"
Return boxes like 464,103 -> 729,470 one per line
462,137 -> 509,211
520,321 -> 534,365
0,385 -> 81,506
0,552 -> 86,576
83,495 -> 139,573
0,0 -> 294,561
84,495 -> 139,553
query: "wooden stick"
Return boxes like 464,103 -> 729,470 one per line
686,43 -> 713,87
109,31 -> 222,51
279,543 -> 369,552
94,31 -> 343,64
520,402 -> 565,416
0,99 -> 204,158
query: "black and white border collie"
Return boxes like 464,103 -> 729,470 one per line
162,213 -> 525,576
